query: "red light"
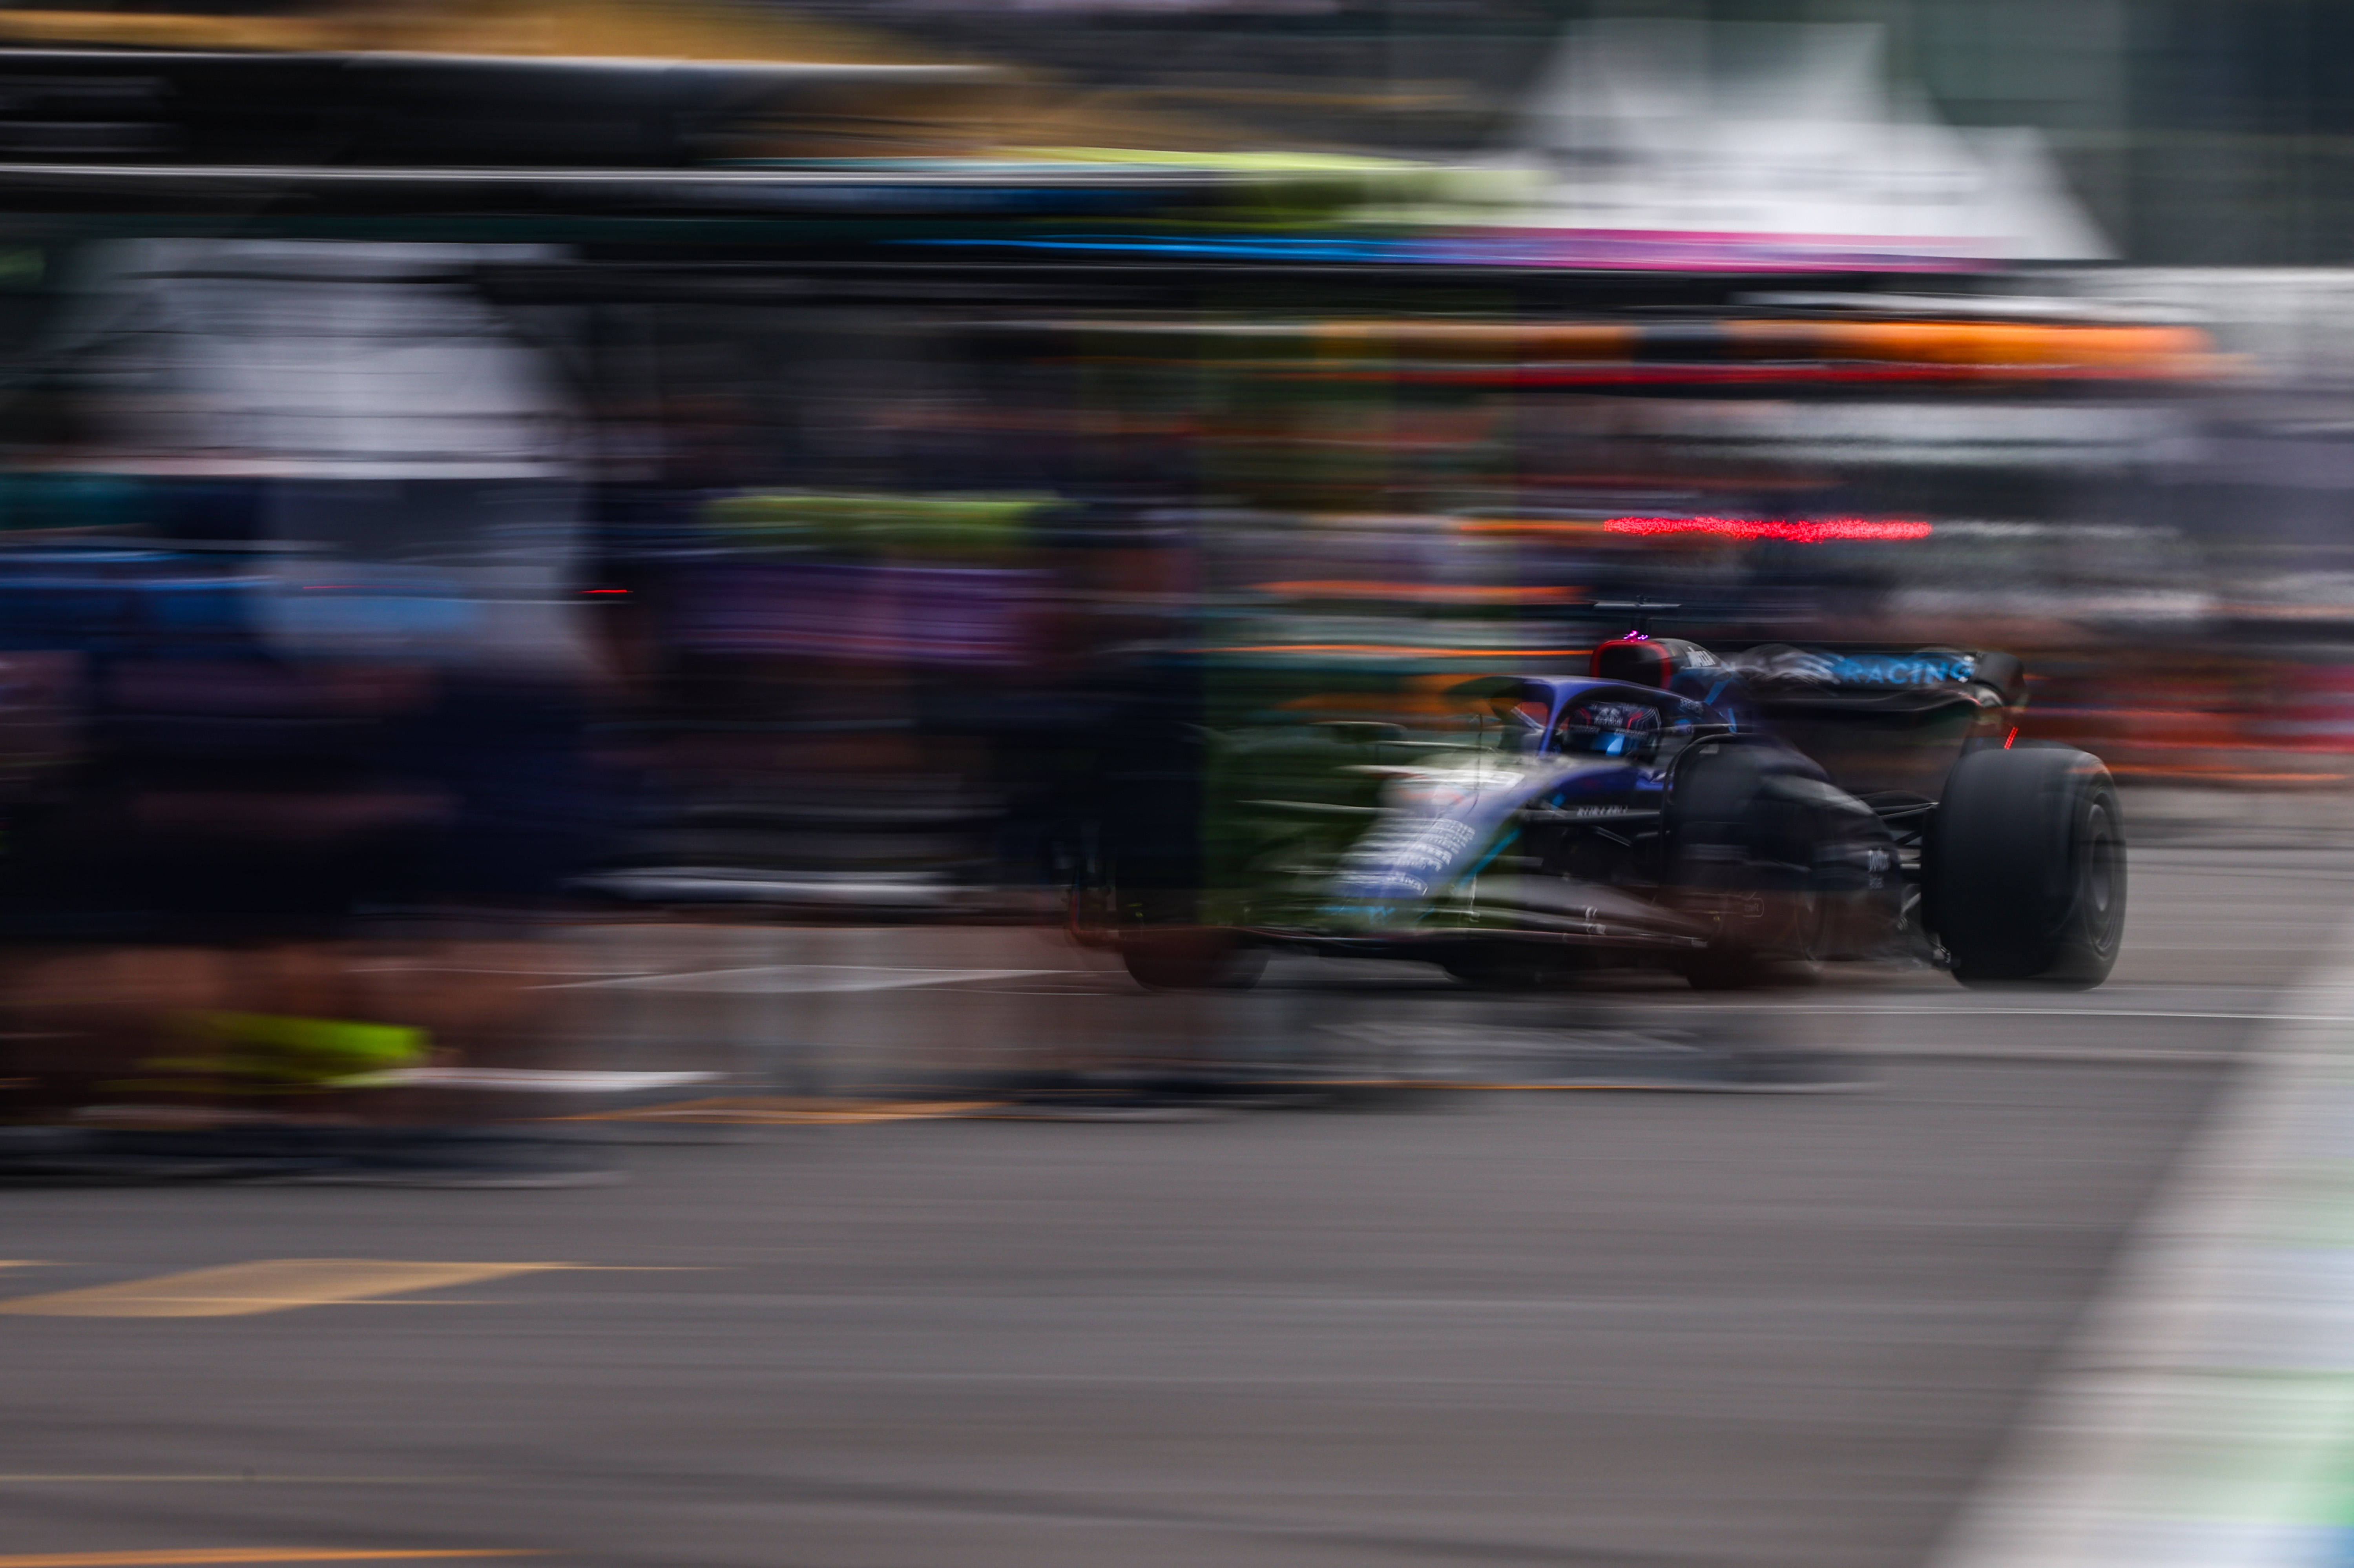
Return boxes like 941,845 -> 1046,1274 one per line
2004,726 -> 2018,749
1603,516 -> 1934,543
582,588 -> 628,595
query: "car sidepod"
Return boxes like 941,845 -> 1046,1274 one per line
1663,738 -> 1904,963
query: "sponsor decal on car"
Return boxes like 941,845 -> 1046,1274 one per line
1333,816 -> 1482,899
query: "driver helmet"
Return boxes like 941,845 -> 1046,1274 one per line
1555,700 -> 1660,759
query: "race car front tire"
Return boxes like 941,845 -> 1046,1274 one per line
1926,746 -> 2124,988
1119,930 -> 1267,991
1441,946 -> 1571,990
1674,926 -> 1823,991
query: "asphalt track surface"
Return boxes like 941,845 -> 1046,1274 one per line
1,845 -> 2348,1568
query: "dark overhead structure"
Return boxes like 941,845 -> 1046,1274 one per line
0,48 -> 998,170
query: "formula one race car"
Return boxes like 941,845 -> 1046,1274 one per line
1076,635 -> 2124,992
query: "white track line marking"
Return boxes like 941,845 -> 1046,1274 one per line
1863,1046 -> 2235,1065
1771,1008 -> 2353,1023
1929,915 -> 2354,1568
533,965 -> 1060,994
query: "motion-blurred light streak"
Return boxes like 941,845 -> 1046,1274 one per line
1603,516 -> 1936,543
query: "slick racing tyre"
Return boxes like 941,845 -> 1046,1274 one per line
1925,746 -> 2124,988
1440,945 -> 1571,991
1119,929 -> 1267,991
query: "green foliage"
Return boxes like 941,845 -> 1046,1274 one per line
703,491 -> 1048,560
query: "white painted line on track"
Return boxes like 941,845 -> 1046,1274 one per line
1759,1008 -> 2354,1023
533,964 -> 1062,994
1859,1045 -> 2236,1065
1929,913 -> 2354,1568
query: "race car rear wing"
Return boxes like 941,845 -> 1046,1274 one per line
1719,645 -> 2025,709
1724,645 -> 2024,802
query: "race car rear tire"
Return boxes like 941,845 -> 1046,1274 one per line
1926,746 -> 2124,988
1120,930 -> 1267,991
